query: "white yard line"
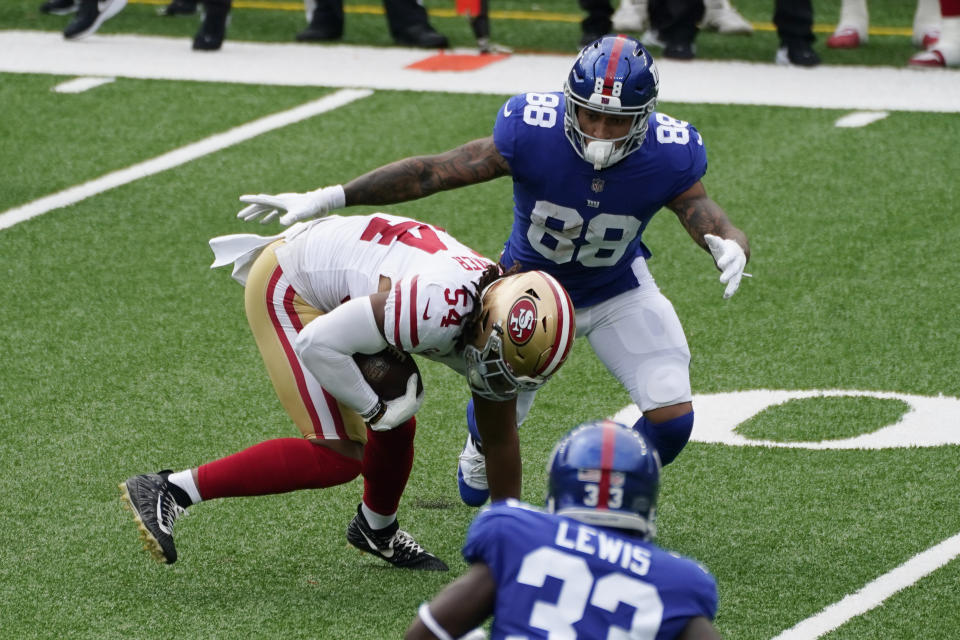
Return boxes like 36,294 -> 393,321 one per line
834,111 -> 890,128
0,88 -> 372,230
611,391 -> 960,639
771,531 -> 960,639
52,76 -> 115,93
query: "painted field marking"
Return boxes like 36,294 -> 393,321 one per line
53,76 -> 116,93
612,390 -> 959,638
405,52 -> 510,72
835,111 -> 890,128
0,87 -> 373,231
611,389 -> 960,449
771,531 -> 960,639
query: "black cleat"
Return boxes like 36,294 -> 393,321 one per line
393,24 -> 448,49
119,471 -> 187,564
346,504 -> 448,571
295,22 -> 342,42
775,41 -> 821,67
579,31 -> 608,48
40,0 -> 78,15
157,0 -> 197,16
192,6 -> 228,50
63,0 -> 127,39
664,40 -> 696,60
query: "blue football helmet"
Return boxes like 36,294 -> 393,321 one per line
546,419 -> 661,539
563,35 -> 660,170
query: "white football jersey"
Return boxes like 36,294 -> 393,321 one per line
275,214 -> 494,364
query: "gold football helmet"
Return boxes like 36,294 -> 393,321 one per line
464,270 -> 576,401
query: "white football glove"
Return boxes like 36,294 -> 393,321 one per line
367,374 -> 424,431
236,185 -> 345,226
704,233 -> 747,299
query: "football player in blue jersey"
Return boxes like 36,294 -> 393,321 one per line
405,419 -> 720,640
237,35 -> 750,507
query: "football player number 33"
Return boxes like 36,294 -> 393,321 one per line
520,93 -> 693,267
516,546 -> 664,639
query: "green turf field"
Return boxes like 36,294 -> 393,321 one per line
2,3 -> 959,639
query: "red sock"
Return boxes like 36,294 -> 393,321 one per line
197,438 -> 361,500
361,417 -> 416,516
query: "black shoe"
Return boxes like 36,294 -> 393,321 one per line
663,40 -> 696,60
192,7 -> 228,50
346,504 -> 448,571
295,23 -> 342,42
775,41 -> 820,67
157,0 -> 196,16
40,0 -> 77,15
393,24 -> 448,48
579,31 -> 607,48
63,0 -> 127,39
119,471 -> 188,564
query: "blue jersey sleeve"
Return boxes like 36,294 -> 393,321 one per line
647,549 -> 719,636
492,94 -> 528,168
646,112 -> 709,202
463,500 -> 537,584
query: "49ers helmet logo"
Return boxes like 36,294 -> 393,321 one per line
507,297 -> 537,345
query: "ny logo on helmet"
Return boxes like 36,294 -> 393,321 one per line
507,297 -> 537,345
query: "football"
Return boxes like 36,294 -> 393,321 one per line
354,347 -> 423,401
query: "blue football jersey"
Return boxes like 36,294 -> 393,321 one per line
463,501 -> 718,640
493,92 -> 708,307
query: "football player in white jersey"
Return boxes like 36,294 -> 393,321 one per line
119,213 -> 574,570
235,35 -> 750,507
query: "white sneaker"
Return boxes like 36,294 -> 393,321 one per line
909,42 -> 960,68
912,0 -> 942,49
826,24 -> 867,49
457,434 -> 489,506
612,0 -> 647,32
701,0 -> 753,35
640,29 -> 664,49
912,27 -> 940,50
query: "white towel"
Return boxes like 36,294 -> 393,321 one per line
208,220 -> 314,285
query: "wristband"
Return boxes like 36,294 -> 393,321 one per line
319,184 -> 346,210
361,400 -> 386,425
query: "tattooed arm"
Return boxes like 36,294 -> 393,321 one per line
668,181 -> 750,261
236,137 -> 510,225
343,137 -> 511,206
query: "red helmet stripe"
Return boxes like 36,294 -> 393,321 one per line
601,36 -> 628,95
596,422 -> 617,510
535,271 -> 576,377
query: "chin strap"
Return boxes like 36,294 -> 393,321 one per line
584,140 -> 615,170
